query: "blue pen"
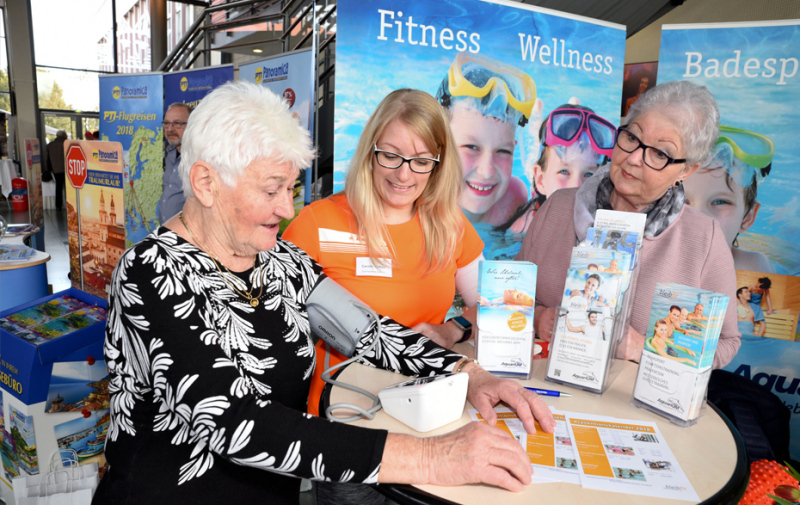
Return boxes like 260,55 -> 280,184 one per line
524,387 -> 572,397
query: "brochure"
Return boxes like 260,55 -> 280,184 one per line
468,407 -> 580,484
0,245 -> 36,263
633,283 -> 729,424
585,227 -> 639,265
564,410 -> 699,501
476,261 -> 537,379
469,406 -> 700,501
0,296 -> 104,345
594,210 -> 646,251
546,269 -> 623,391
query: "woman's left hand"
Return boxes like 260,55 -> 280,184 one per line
413,321 -> 463,348
616,325 -> 645,362
461,361 -> 555,435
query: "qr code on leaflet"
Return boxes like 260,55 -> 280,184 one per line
554,369 -> 561,377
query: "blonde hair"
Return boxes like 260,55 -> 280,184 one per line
345,88 -> 463,272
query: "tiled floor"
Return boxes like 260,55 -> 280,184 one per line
1,204 -> 317,504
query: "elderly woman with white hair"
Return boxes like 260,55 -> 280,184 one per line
93,81 -> 554,505
517,80 -> 741,368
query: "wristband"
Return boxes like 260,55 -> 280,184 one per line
450,315 -> 473,344
454,358 -> 477,374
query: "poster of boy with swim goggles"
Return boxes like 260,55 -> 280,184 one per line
334,0 -> 626,260
659,21 -> 800,277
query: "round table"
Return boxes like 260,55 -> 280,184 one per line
328,346 -> 748,505
0,229 -> 50,312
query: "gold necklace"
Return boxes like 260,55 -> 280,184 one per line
179,211 -> 264,307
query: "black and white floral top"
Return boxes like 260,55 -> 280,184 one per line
92,228 -> 465,505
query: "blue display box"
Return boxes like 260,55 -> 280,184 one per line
0,288 -> 107,405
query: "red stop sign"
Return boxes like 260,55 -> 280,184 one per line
66,145 -> 88,189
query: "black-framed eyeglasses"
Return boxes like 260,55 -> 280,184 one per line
373,144 -> 440,174
162,121 -> 187,128
615,127 -> 686,171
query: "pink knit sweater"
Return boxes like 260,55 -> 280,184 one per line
516,188 -> 741,369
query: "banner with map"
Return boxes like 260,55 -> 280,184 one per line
99,73 -> 164,247
334,0 -> 626,261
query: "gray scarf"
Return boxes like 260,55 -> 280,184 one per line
573,166 -> 685,241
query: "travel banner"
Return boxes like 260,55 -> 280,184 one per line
98,73 -> 164,247
334,0 -> 626,261
239,49 -> 314,133
23,139 -> 43,229
239,49 -> 315,204
64,140 -> 125,299
163,65 -> 233,112
659,21 -> 800,276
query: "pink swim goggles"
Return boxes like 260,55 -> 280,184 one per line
544,108 -> 616,158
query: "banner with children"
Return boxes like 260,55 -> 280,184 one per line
658,21 -> 800,277
333,0 -> 626,260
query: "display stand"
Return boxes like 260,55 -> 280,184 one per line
545,265 -> 639,394
0,288 -> 107,505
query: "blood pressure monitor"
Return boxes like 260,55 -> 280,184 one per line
378,372 -> 469,432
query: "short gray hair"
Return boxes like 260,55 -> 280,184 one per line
626,80 -> 719,166
167,102 -> 194,116
179,81 -> 314,196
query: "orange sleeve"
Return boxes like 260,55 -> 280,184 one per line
457,214 -> 484,268
282,204 -> 321,262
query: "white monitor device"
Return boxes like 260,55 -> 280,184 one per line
378,373 -> 469,432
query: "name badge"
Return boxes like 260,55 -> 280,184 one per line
356,257 -> 392,277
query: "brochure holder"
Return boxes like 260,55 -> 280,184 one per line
631,283 -> 729,427
544,264 -> 639,394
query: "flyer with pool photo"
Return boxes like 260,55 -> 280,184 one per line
633,283 -> 729,424
476,260 -> 536,379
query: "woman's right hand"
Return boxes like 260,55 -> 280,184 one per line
535,306 -> 556,341
380,423 -> 533,492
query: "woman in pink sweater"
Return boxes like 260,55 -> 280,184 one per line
516,81 -> 740,369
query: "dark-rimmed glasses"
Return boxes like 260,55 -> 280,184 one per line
616,127 -> 686,170
162,121 -> 187,129
373,144 -> 440,174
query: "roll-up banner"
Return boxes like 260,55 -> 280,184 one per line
658,20 -> 800,460
240,49 -> 315,204
163,65 -> 234,112
99,73 -> 164,247
334,0 -> 626,261
64,140 -> 125,299
659,21 -> 800,277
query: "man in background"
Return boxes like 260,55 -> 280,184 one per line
46,130 -> 67,210
157,103 -> 192,224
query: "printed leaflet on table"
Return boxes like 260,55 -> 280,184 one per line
469,407 -> 580,484
469,407 -> 699,501
564,410 -> 699,501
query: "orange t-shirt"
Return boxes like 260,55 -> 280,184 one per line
282,195 -> 483,415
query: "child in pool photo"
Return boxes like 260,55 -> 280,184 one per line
684,125 -> 774,273
436,52 -> 533,227
498,104 -> 616,235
